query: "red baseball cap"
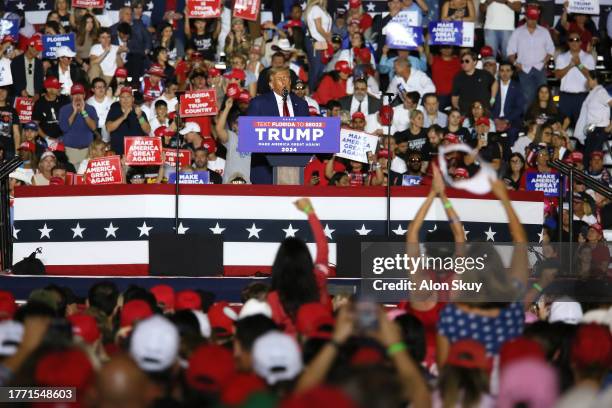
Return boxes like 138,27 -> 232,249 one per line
154,126 -> 175,138
70,84 -> 85,96
296,303 -> 335,339
335,60 -> 352,75
570,151 -> 584,163
186,344 -> 236,393
476,117 -> 490,127
67,313 -> 101,345
208,301 -> 237,336
35,348 -> 94,389
525,5 -> 540,20
377,149 -> 390,159
444,133 -> 460,144
202,140 -> 217,154
350,346 -> 385,366
224,68 -> 246,81
175,290 -> 201,311
591,150 -> 604,159
1,35 -> 15,44
18,141 -> 36,152
115,67 -> 128,79
150,284 -> 175,310
47,142 -> 65,152
454,167 -> 469,179
589,223 -> 603,234
120,299 -> 153,328
480,45 -> 494,58
284,19 -> 302,29
499,337 -> 545,369
119,86 -> 133,95
571,324 -> 612,369
351,111 -> 366,121
237,89 -> 251,104
28,35 -> 43,52
147,64 -> 166,77
349,0 -> 362,9
43,76 -> 61,90
0,291 -> 16,321
446,339 -> 491,370
358,47 -> 371,63
208,67 -> 221,78
226,82 -> 241,99
221,373 -> 266,406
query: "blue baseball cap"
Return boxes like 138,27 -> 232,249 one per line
23,121 -> 38,131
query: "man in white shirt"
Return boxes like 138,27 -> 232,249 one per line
86,78 -> 113,142
89,28 -> 124,85
386,58 -> 435,100
507,5 -> 555,108
480,0 -> 522,58
554,32 -> 596,126
575,72 -> 612,162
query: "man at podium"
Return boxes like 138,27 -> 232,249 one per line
247,67 -> 310,184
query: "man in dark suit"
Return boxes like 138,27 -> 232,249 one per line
491,62 -> 524,146
247,67 -> 309,184
10,37 -> 44,98
339,77 -> 381,115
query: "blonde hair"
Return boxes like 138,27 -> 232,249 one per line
305,0 -> 328,20
87,139 -> 107,159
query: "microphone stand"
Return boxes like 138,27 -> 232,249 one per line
382,93 -> 394,238
174,102 -> 183,235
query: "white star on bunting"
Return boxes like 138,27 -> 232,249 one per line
137,221 -> 152,237
105,1 -> 112,10
282,224 -> 299,238
210,222 -> 225,234
485,226 -> 497,242
323,224 -> 335,239
464,229 -> 470,240
12,226 -> 20,239
366,2 -> 376,12
37,1 -> 47,10
146,1 -> 154,10
16,2 -> 25,10
71,223 -> 86,239
355,224 -> 371,236
104,222 -> 118,238
38,223 -> 53,239
537,229 -> 544,243
176,223 -> 189,234
427,224 -> 437,233
246,223 -> 262,239
392,224 -> 407,236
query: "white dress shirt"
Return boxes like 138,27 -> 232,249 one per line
574,85 -> 612,143
386,69 -> 436,98
555,50 -> 596,93
274,91 -> 294,117
350,97 -> 369,115
507,25 -> 555,73
499,80 -> 510,117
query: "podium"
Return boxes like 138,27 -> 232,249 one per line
266,154 -> 312,185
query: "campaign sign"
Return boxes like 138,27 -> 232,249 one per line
384,23 -> 423,50
568,0 -> 599,14
237,116 -> 341,154
72,0 -> 105,8
179,90 -> 218,117
14,97 -> 34,123
336,128 -> 379,163
186,0 -> 222,18
461,22 -> 475,48
233,0 -> 260,21
124,137 -> 163,166
429,21 -> 463,46
526,172 -> 561,197
168,171 -> 210,184
84,155 -> 123,185
163,148 -> 192,168
42,33 -> 76,59
0,18 -> 19,42
402,175 -> 422,186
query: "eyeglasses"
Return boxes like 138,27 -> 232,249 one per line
461,59 -> 472,64
568,37 -> 581,42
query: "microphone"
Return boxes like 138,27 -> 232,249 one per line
282,88 -> 289,102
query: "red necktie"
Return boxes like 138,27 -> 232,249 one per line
283,98 -> 290,116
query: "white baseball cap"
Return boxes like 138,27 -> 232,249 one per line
9,168 -> 33,185
549,297 -> 583,325
253,331 -> 303,385
55,46 -> 76,58
129,315 -> 179,372
179,122 -> 201,135
238,299 -> 272,320
192,310 -> 211,338
0,320 -> 24,357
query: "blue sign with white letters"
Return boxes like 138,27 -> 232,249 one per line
429,21 -> 463,46
42,33 -> 76,59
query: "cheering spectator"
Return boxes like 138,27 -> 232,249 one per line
424,44 -> 460,109
86,78 -> 113,143
48,46 -> 89,97
89,28 -> 123,85
507,5 -> 555,107
441,0 -> 475,22
386,58 -> 435,100
554,32 -> 596,126
10,37 -> 43,98
32,77 -> 67,144
312,60 -> 351,106
105,87 -> 151,155
224,18 -> 252,59
59,84 -> 99,167
77,139 -> 107,175
557,4 -> 599,52
453,51 -> 497,115
216,98 -> 251,184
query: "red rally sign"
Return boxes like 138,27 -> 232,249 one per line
233,0 -> 260,21
163,149 -> 192,168
179,89 -> 218,117
124,136 -> 163,166
14,97 -> 34,123
72,0 -> 105,8
84,155 -> 123,185
186,0 -> 222,19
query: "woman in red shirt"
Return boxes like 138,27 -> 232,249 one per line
267,198 -> 331,335
312,61 -> 351,106
426,44 -> 461,109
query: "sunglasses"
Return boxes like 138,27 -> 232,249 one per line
409,158 -> 421,163
294,86 -> 305,90
28,62 -> 32,75
461,59 -> 472,64
568,37 -> 581,42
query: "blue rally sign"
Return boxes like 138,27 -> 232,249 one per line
526,172 -> 560,197
429,21 -> 463,46
237,116 -> 341,153
42,33 -> 76,59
